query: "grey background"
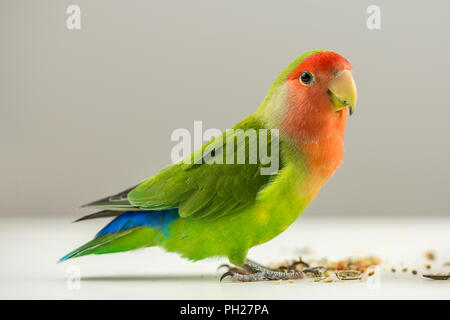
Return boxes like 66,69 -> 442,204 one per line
1,0 -> 449,218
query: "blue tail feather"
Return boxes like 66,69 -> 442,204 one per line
96,209 -> 179,238
58,209 -> 180,263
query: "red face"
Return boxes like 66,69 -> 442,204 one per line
281,51 -> 356,144
287,51 -> 353,110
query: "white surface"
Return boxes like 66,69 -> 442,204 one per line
0,215 -> 449,299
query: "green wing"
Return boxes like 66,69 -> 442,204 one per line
127,115 -> 280,220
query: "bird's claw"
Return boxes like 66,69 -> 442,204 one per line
220,271 -> 235,282
220,271 -> 269,282
219,259 -> 310,282
220,265 -> 305,282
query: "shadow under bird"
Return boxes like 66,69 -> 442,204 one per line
60,49 -> 357,281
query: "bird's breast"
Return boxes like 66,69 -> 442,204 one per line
301,135 -> 345,183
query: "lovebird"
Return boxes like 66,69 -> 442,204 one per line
60,49 -> 357,281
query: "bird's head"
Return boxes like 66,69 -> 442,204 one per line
260,50 -> 357,144
286,50 -> 357,116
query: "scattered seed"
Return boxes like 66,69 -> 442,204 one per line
323,278 -> 334,283
412,270 -> 418,275
368,271 -> 375,277
275,280 -> 282,285
424,251 -> 435,261
336,270 -> 361,280
402,268 -> 408,272
391,268 -> 396,273
424,264 -> 431,269
269,255 -> 381,283
423,273 -> 450,280
287,280 -> 294,284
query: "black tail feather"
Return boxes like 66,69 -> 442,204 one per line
80,184 -> 139,209
73,210 -> 125,223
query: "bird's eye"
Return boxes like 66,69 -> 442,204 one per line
300,71 -> 314,85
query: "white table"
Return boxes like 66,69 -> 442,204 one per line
1,215 -> 449,299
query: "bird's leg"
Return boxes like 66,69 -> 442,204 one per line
220,259 -> 325,282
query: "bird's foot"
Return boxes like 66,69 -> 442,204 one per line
220,270 -> 303,282
220,259 -> 325,282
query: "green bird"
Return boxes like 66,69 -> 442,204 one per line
60,49 -> 357,281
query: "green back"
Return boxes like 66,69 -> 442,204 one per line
128,115 -> 280,220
